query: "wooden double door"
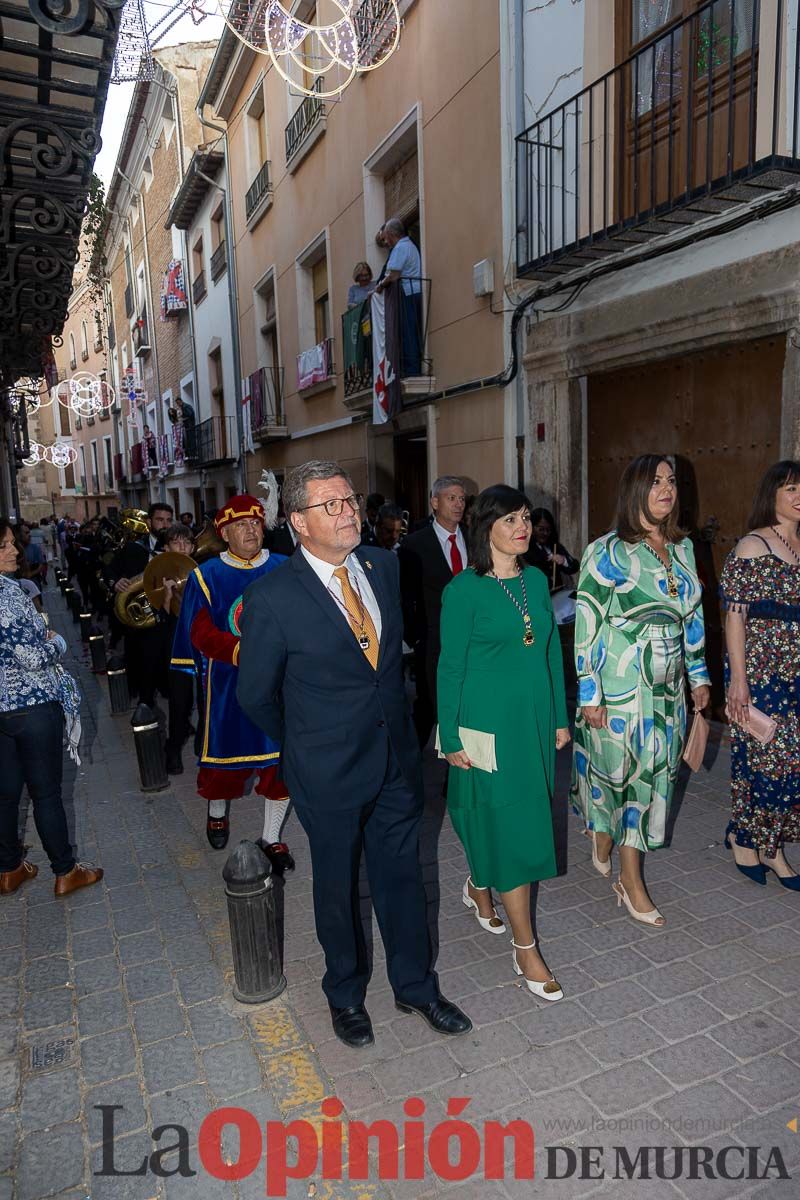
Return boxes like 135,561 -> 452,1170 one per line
617,0 -> 758,219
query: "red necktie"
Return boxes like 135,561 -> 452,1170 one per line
448,533 -> 463,575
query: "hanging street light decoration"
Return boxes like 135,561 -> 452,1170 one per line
22,441 -> 78,468
216,0 -> 400,98
55,370 -> 116,419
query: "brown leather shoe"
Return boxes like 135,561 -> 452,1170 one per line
54,863 -> 104,897
0,860 -> 38,896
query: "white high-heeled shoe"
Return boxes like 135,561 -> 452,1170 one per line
461,878 -> 506,934
511,940 -> 563,1001
589,830 -> 612,878
612,879 -> 665,927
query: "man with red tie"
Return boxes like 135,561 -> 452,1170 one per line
399,477 -> 467,747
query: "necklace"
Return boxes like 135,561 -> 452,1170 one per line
641,539 -> 679,599
489,567 -> 534,646
330,568 -> 372,651
771,526 -> 800,564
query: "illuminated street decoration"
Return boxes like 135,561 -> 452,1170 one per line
22,441 -> 78,468
55,371 -> 116,418
217,0 -> 400,98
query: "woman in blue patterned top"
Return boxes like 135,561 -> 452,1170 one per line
0,520 -> 103,897
721,461 -> 800,889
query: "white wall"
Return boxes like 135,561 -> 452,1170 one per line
186,186 -> 237,436
522,0 -> 585,130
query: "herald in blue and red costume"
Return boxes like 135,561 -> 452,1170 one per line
170,491 -> 291,854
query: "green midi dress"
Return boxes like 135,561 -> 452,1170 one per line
569,533 -> 710,851
437,567 -> 568,892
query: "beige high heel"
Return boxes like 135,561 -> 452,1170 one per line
589,830 -> 612,878
511,940 -> 563,1001
612,879 -> 665,927
462,878 -> 506,934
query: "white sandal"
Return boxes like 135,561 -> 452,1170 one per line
461,878 -> 506,934
511,940 -> 563,1001
612,879 -> 665,926
589,830 -> 612,878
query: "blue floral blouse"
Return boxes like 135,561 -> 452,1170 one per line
0,575 -> 78,719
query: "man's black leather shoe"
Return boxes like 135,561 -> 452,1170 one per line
256,839 -> 295,873
395,996 -> 472,1035
329,1004 -> 374,1048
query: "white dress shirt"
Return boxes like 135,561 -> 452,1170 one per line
300,546 -> 383,640
432,520 -> 467,574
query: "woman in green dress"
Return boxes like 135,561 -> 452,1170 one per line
438,485 -> 571,1001
570,455 -> 711,926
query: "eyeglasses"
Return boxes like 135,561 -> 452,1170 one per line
299,493 -> 364,517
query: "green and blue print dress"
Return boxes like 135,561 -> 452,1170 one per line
569,533 -> 710,851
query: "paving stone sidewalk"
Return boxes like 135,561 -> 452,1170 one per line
1,587 -> 799,1200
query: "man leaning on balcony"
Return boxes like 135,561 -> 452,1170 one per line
375,217 -> 422,376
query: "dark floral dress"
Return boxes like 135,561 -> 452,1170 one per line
720,549 -> 800,856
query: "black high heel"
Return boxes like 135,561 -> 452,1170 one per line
724,821 -> 766,885
761,860 -> 800,891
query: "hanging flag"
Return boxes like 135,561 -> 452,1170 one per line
242,377 -> 255,453
372,287 -> 400,424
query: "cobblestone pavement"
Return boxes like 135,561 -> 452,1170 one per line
1,587 -> 799,1200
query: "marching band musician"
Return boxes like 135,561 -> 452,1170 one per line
170,486 -> 294,868
106,503 -> 174,707
150,523 -> 197,776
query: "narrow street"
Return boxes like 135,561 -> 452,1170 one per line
2,586 -> 799,1200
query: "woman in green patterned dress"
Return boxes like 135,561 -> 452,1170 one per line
570,456 -> 711,925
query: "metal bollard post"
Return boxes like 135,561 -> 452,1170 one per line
58,577 -> 68,597
79,612 -> 92,642
223,841 -> 286,1004
89,625 -> 107,674
131,703 -> 168,792
64,588 -> 80,623
106,653 -> 131,714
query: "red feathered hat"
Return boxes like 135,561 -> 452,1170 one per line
214,494 -> 266,533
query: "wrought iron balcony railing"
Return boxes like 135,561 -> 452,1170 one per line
285,80 -> 325,164
245,161 -> 272,220
516,0 -> 800,279
196,415 -> 236,465
249,365 -> 287,438
124,283 -> 134,317
210,242 -> 227,282
192,272 -> 207,304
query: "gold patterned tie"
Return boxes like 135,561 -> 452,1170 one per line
333,566 -> 379,669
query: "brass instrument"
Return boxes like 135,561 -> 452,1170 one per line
192,517 -> 225,562
114,516 -> 223,629
144,551 -> 195,618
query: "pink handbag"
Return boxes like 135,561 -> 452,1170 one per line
683,713 -> 709,772
742,705 -> 777,745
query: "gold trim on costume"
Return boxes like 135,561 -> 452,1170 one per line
200,658 -> 280,765
194,567 -> 212,605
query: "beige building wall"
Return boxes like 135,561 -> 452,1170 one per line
203,0 -> 506,516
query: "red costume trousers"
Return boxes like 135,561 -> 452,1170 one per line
197,765 -> 288,803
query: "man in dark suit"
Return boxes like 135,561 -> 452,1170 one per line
399,476 -> 467,747
238,460 -> 471,1049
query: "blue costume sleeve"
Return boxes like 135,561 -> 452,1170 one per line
170,568 -> 207,675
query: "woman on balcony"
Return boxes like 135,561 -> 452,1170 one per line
570,455 -> 710,926
347,262 -> 375,308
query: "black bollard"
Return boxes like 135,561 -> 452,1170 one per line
89,626 -> 107,674
106,653 -> 131,714
64,588 -> 80,623
58,577 -> 68,597
79,612 -> 92,642
131,703 -> 168,792
223,841 -> 286,1004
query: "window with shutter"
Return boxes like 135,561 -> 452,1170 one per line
383,149 -> 419,227
312,256 -> 329,344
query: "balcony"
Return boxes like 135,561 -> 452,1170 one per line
132,308 -> 151,356
91,473 -> 99,494
249,366 -> 288,442
130,442 -> 143,478
113,451 -> 124,483
285,80 -> 326,169
104,471 -> 114,492
196,415 -> 236,466
192,272 -> 207,304
124,283 -> 134,317
81,347 -> 89,362
245,160 -> 272,224
342,278 -> 434,410
69,355 -> 77,370
297,336 -> 335,397
516,0 -> 800,280
210,242 -> 227,282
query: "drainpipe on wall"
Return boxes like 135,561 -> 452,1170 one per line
172,78 -> 200,510
197,111 -> 246,493
117,168 -> 165,503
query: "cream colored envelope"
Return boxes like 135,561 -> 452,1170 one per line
434,726 -> 497,773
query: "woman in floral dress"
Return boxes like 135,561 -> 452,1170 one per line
570,456 -> 711,925
721,461 -> 800,889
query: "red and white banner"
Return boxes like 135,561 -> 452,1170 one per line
372,287 -> 400,424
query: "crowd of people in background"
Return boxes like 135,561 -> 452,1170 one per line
2,454 -> 798,1049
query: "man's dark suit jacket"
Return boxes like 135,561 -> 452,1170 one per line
105,536 -> 150,587
399,524 -> 462,685
237,545 -> 422,810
